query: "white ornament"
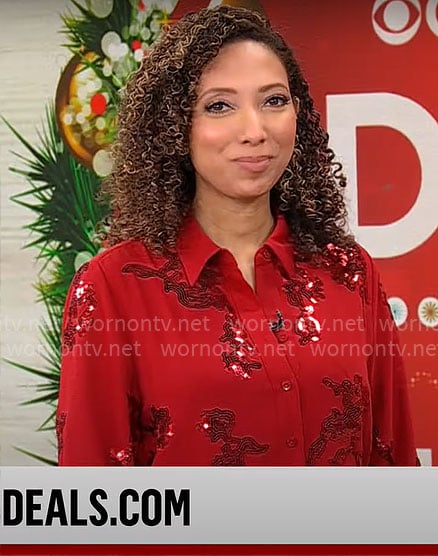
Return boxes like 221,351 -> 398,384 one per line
76,112 -> 86,125
141,27 -> 151,40
95,117 -> 106,130
102,61 -> 112,77
157,1 -> 176,12
62,113 -> 74,126
89,0 -> 114,18
130,23 -> 140,36
387,296 -> 408,327
418,297 -> 438,328
134,49 -> 144,62
76,85 -> 89,101
150,19 -> 161,34
101,31 -> 121,58
118,43 -> 129,57
137,10 -> 147,23
107,41 -> 129,61
92,149 -> 113,177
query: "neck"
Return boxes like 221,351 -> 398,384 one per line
193,193 -> 274,257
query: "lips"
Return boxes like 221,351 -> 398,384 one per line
234,156 -> 273,173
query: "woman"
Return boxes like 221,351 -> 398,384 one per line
57,6 -> 418,466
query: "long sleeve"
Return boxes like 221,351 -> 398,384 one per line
363,250 -> 418,466
56,259 -> 151,466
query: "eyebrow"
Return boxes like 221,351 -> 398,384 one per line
198,83 -> 290,101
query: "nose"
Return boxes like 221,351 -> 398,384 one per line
238,108 -> 268,145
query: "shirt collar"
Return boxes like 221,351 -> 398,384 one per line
177,212 -> 295,286
177,214 -> 222,286
264,213 -> 295,278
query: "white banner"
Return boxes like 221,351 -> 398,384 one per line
1,467 -> 437,544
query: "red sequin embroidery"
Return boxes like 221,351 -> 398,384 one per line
151,406 -> 174,449
220,312 -> 262,379
197,408 -> 269,465
123,253 -> 262,379
110,395 -> 143,466
110,396 -> 172,466
282,268 -> 325,345
372,427 -> 395,465
110,445 -> 134,466
322,243 -> 366,299
56,412 -> 66,459
307,374 -> 369,465
62,263 -> 97,351
280,244 -> 366,345
122,252 -> 227,311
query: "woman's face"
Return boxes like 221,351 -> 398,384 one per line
190,40 -> 297,202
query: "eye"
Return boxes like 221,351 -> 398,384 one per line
205,101 -> 231,114
265,94 -> 291,107
372,0 -> 421,45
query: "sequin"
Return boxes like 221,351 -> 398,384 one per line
197,408 -> 269,465
372,427 -> 394,465
109,397 -> 173,466
307,374 -> 369,465
109,395 -> 144,466
55,412 -> 66,459
151,406 -> 174,450
123,253 -> 261,379
282,269 -> 325,345
322,243 -> 366,299
110,445 -> 134,466
62,263 -> 97,351
122,251 -> 227,311
220,313 -> 261,379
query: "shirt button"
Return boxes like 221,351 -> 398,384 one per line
276,331 -> 288,343
286,437 -> 298,448
261,247 -> 272,260
281,380 -> 292,392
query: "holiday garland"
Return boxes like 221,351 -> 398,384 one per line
5,0 -> 176,464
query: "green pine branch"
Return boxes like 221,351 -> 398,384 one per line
61,0 -> 132,57
3,103 -> 109,451
4,0 -> 173,465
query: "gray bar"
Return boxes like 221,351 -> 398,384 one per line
0,466 -> 435,544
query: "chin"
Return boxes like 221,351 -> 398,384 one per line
229,187 -> 272,201
233,178 -> 275,198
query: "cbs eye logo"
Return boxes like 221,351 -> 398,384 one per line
372,0 -> 438,44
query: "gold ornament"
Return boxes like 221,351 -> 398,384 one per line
55,53 -> 114,170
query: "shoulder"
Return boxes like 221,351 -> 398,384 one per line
95,239 -> 153,268
316,240 -> 376,290
344,242 -> 383,309
70,239 -> 170,297
303,240 -> 380,306
77,239 -> 162,277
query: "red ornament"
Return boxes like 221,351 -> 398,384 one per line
138,1 -> 146,11
131,39 -> 142,51
90,93 -> 107,116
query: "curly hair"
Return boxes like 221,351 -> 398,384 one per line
103,5 -> 354,261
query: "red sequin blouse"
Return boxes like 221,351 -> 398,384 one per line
57,215 -> 418,466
